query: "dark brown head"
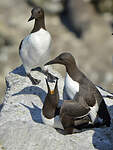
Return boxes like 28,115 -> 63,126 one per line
45,52 -> 76,67
28,7 -> 44,22
42,78 -> 59,119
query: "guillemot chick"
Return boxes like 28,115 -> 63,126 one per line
45,52 -> 111,127
41,78 -> 95,134
19,7 -> 55,85
41,78 -> 63,129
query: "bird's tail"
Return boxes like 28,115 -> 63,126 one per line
98,99 -> 111,127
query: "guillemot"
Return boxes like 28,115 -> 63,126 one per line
60,95 -> 92,134
42,78 -> 106,134
41,78 -> 63,129
45,52 -> 111,127
19,7 -> 55,85
41,78 -> 92,134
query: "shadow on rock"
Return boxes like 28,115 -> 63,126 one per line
92,104 -> 113,150
12,65 -> 42,77
12,86 -> 46,103
0,103 -> 4,112
12,65 -> 26,76
20,102 -> 43,123
92,126 -> 113,150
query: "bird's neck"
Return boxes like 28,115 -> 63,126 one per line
31,18 -> 46,33
66,63 -> 80,81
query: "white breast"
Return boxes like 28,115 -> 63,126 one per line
41,110 -> 64,130
64,73 -> 79,99
20,28 -> 51,73
89,100 -> 99,123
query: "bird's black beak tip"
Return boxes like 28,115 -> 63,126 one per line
44,62 -> 50,66
56,77 -> 59,80
28,16 -> 34,22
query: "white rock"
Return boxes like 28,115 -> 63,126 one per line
0,65 -> 113,150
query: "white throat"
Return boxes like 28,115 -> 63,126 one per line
64,73 -> 79,99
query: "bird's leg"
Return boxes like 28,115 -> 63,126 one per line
64,127 -> 76,135
27,73 -> 41,85
41,69 -> 58,83
31,66 -> 58,82
61,114 -> 79,134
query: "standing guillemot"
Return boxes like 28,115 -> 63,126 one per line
45,52 -> 111,127
19,7 -> 55,85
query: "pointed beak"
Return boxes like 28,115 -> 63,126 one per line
44,58 -> 61,66
44,60 -> 55,66
28,16 -> 34,22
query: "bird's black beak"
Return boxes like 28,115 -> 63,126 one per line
112,33 -> 113,35
28,16 -> 34,22
44,60 -> 56,66
44,57 -> 61,66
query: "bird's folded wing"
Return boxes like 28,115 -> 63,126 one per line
61,99 -> 90,119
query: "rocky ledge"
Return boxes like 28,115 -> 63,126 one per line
0,65 -> 113,150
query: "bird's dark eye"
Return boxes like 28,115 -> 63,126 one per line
59,57 -> 63,60
38,10 -> 41,14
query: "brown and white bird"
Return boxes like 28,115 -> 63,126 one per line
45,52 -> 111,127
41,78 -> 63,130
19,7 -> 54,85
41,78 -> 92,134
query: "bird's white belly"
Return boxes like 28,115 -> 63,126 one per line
64,73 -> 101,124
20,28 -> 51,72
41,110 -> 64,130
64,73 -> 79,99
